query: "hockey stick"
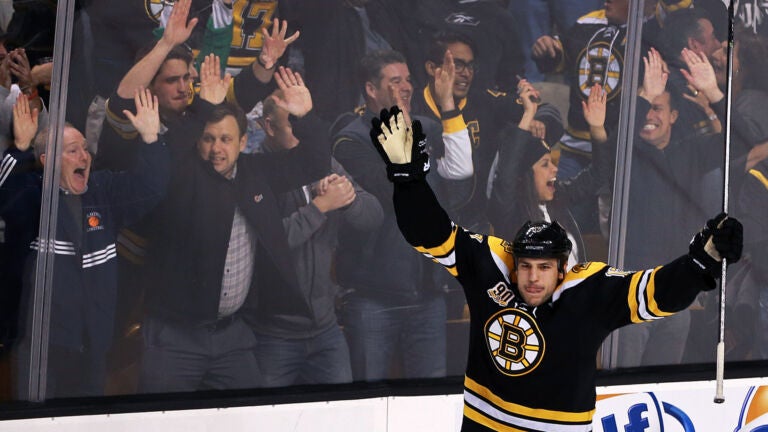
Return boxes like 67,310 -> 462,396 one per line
714,0 -> 736,405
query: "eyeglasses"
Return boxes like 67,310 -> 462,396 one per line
453,59 -> 477,74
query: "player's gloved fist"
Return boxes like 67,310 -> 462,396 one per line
688,212 -> 743,279
369,105 -> 429,182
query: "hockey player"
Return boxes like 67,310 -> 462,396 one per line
368,105 -> 743,431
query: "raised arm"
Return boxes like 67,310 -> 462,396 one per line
369,105 -> 452,248
122,87 -> 161,144
638,47 -> 668,104
251,18 -> 300,83
116,0 -> 198,99
12,94 -> 39,152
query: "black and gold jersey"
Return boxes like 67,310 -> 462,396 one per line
555,0 -> 690,151
227,0 -> 278,70
392,179 -> 713,432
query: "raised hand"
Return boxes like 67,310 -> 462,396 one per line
517,79 -> 540,114
369,105 -> 429,182
272,66 -> 312,117
313,174 -> 356,213
433,49 -> 457,112
680,47 -> 723,103
689,213 -> 743,279
12,94 -> 39,152
259,18 -> 300,70
123,87 -> 161,144
160,0 -> 198,48
582,83 -> 607,128
640,47 -> 668,102
199,53 -> 232,105
8,49 -> 34,91
517,79 -> 540,133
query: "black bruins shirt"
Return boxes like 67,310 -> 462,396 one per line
393,179 -> 714,432
547,0 -> 689,153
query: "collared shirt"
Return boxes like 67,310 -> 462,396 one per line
218,165 -> 257,317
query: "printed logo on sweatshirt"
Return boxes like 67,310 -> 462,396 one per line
86,211 -> 104,232
445,13 -> 480,27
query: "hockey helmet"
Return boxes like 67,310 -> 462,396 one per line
512,220 -> 572,259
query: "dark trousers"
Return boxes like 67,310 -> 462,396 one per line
139,315 -> 260,393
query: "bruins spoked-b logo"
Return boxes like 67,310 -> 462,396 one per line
485,308 -> 544,376
577,41 -> 623,101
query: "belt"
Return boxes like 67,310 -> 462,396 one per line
199,314 -> 238,332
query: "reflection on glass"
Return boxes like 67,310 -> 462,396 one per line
0,0 -> 764,407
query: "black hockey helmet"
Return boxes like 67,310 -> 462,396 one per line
512,221 -> 572,265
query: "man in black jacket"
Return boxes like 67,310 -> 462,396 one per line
138,63 -> 330,392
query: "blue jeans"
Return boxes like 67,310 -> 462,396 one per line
342,294 -> 447,381
253,325 -> 352,387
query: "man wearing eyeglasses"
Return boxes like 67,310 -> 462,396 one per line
412,30 -> 563,232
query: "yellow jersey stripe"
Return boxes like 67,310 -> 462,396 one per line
415,224 -> 458,258
422,86 -> 468,118
644,266 -> 674,317
442,114 -> 468,134
628,271 -> 645,323
465,376 -> 595,422
749,169 -> 768,190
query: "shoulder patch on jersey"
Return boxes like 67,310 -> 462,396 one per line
470,233 -> 484,243
484,308 -> 545,376
487,282 -> 515,307
606,267 -> 633,277
500,239 -> 514,254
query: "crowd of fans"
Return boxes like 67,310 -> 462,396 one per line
0,0 -> 765,399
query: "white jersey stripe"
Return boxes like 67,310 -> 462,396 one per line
464,391 -> 592,432
489,250 -> 511,284
423,250 -> 456,267
636,270 -> 662,321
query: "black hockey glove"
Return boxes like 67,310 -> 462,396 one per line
369,105 -> 430,182
688,212 -> 743,280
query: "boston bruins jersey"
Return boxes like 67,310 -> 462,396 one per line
554,0 -> 689,151
227,0 -> 278,71
392,179 -> 713,432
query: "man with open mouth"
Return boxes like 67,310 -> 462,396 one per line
0,88 -> 167,398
